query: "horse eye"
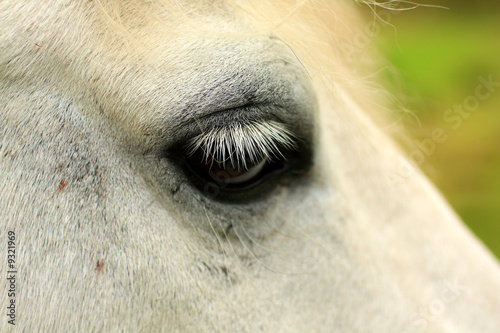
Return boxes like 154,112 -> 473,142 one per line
185,147 -> 290,191
180,120 -> 303,196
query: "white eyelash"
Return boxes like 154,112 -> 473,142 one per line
186,120 -> 298,169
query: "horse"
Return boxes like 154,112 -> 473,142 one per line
1,1 -> 499,331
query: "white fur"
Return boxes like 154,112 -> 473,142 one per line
1,1 -> 500,332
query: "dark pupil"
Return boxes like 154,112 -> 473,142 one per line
187,148 -> 267,187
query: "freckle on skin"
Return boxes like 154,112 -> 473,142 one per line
57,179 -> 67,192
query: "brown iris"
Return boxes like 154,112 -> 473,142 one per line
187,147 -> 268,188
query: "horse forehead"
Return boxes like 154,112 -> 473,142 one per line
3,1 -> 291,91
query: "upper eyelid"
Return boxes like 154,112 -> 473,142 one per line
166,104 -> 292,151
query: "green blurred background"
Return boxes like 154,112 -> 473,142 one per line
368,1 -> 500,258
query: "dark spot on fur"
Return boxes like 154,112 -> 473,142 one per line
57,179 -> 67,192
96,259 -> 105,273
171,184 -> 180,195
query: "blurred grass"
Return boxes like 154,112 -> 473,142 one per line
374,6 -> 500,258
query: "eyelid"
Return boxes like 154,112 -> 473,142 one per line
166,105 -> 284,149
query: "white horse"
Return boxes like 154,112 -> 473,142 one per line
1,1 -> 499,332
